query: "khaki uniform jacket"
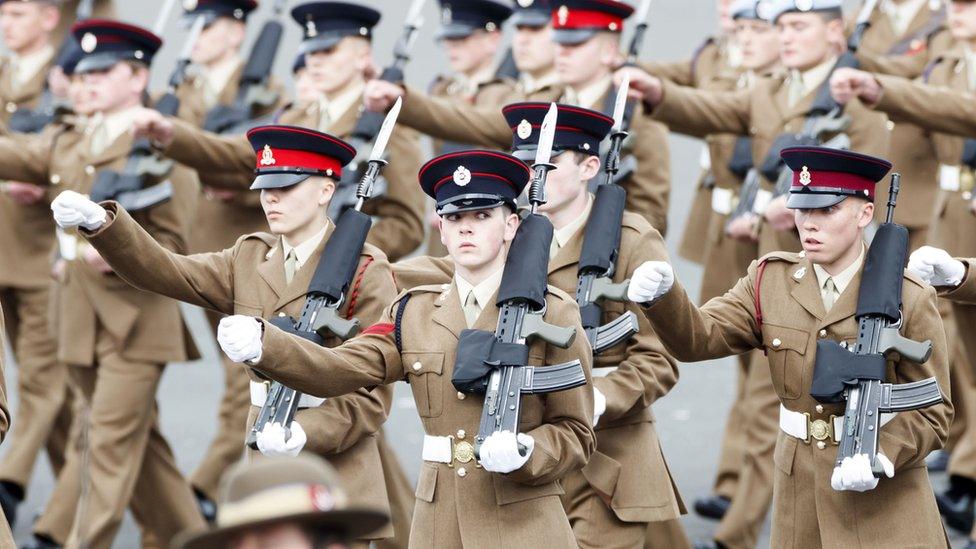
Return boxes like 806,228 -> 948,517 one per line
643,251 -> 951,547
84,204 -> 398,539
423,75 -> 518,154
943,259 -> 976,305
649,73 -> 890,255
160,98 -> 425,262
853,2 -> 949,79
644,36 -> 728,89
0,53 -> 51,128
252,282 -> 596,548
0,119 -> 199,366
395,210 -> 685,522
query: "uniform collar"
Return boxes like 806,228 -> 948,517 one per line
281,222 -> 330,272
89,105 -> 142,149
454,267 -> 504,312
564,75 -> 612,109
203,56 -> 242,100
812,244 -> 865,297
11,44 -> 54,87
318,80 -> 365,126
788,55 -> 837,99
553,195 -> 593,249
880,0 -> 928,36
519,69 -> 559,95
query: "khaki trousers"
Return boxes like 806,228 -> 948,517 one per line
375,431 -> 415,549
33,330 -> 204,548
0,286 -> 74,489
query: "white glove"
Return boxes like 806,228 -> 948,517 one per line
478,430 -> 534,473
217,315 -> 264,363
908,246 -> 966,287
51,190 -> 107,231
830,453 -> 894,492
255,421 -> 307,457
627,261 -> 675,304
593,387 -> 607,427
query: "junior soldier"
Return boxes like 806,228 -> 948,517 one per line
52,125 -> 404,549
214,149 -> 596,548
0,19 -> 207,549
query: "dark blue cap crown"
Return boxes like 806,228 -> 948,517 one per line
781,146 -> 892,209
291,2 -> 381,55
512,0 -> 552,27
437,0 -> 513,40
181,0 -> 257,27
70,19 -> 162,74
420,150 -> 531,214
247,125 -> 356,191
503,102 -> 613,161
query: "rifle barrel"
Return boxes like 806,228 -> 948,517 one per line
886,173 -> 900,224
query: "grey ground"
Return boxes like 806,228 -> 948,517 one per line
0,0 -> 966,547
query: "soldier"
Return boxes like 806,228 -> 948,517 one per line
0,0 -> 76,526
628,146 -> 950,548
175,455 -> 389,549
212,149 -> 596,548
52,125 -> 404,549
128,1 -> 425,262
0,310 -> 15,549
910,247 -> 974,304
0,19 -> 207,549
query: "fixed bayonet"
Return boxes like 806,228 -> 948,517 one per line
627,0 -> 653,64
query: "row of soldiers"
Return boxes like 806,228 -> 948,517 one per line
0,0 -> 968,547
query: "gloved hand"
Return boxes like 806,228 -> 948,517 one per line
830,453 -> 894,492
51,190 -> 107,231
255,421 -> 307,458
627,261 -> 675,304
217,315 -> 264,363
478,430 -> 534,473
908,246 -> 966,287
593,387 -> 607,427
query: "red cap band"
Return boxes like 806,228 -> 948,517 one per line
792,169 -> 875,199
552,9 -> 624,31
254,147 -> 342,177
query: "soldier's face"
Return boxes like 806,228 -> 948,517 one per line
948,2 -> 976,41
191,17 -> 246,66
538,152 -> 600,217
0,2 -> 58,54
776,13 -> 844,70
513,25 -> 556,75
305,38 -> 372,97
555,33 -> 620,88
794,198 -> 874,268
67,75 -> 94,115
440,207 -> 519,272
440,30 -> 503,75
260,177 -> 335,240
294,68 -> 318,104
78,63 -> 149,114
735,19 -> 779,71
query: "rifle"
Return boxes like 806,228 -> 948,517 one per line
246,99 -> 403,449
88,6 -> 206,212
327,0 -> 426,221
451,104 -> 587,458
626,0 -> 652,65
810,173 -> 943,476
842,0 -> 878,64
8,0 -> 95,134
202,0 -> 287,134
494,47 -> 519,80
575,79 -> 640,354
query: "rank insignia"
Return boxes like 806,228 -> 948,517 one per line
799,166 -> 812,186
517,119 -> 532,140
453,166 -> 471,186
260,145 -> 276,166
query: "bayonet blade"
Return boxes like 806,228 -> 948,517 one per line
179,16 -> 208,63
856,0 -> 879,25
611,75 -> 630,132
369,97 -> 401,162
534,103 -> 558,167
635,0 -> 653,23
406,0 -> 427,27
153,0 -> 179,35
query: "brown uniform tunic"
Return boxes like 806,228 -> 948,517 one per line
251,279 -> 596,549
642,251 -> 951,548
0,116 -> 205,548
83,204 -> 402,543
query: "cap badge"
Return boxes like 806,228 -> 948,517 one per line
80,33 -> 97,53
799,166 -> 812,186
796,0 -> 814,12
517,119 -> 532,140
517,0 -> 534,6
260,145 -> 276,166
305,16 -> 317,38
310,485 -> 337,511
557,5 -> 569,26
442,6 -> 452,24
453,166 -> 472,186
756,0 -> 774,19
182,0 -> 197,11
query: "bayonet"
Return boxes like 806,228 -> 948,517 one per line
627,0 -> 653,64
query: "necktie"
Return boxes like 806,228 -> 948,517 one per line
317,100 -> 332,132
823,277 -> 837,312
787,73 -> 805,107
462,290 -> 480,328
563,87 -> 580,106
549,237 -> 560,259
284,249 -> 298,284
89,117 -> 108,156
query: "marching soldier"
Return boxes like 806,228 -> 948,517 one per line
910,247 -> 974,304
0,0 -> 76,526
0,19 -> 207,549
628,146 -> 951,548
213,149 -> 596,548
53,125 -> 405,549
175,455 -> 389,549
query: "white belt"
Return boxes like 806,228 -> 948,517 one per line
779,404 -> 895,444
939,164 -> 962,192
250,381 -> 325,409
422,434 -> 477,465
592,366 -> 618,378
752,189 -> 773,215
711,187 -> 733,215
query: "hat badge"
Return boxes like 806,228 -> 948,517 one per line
517,0 -> 534,6
796,0 -> 814,12
306,16 -> 318,38
442,6 -> 452,24
311,485 -> 337,511
799,166 -> 812,186
453,166 -> 472,186
557,5 -> 569,26
517,119 -> 532,140
80,33 -> 97,53
182,0 -> 197,11
260,145 -> 276,166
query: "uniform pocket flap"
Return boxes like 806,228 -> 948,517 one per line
415,464 -> 437,503
580,451 -> 622,501
403,352 -> 445,376
763,324 -> 809,354
492,475 -> 564,506
774,434 -> 798,476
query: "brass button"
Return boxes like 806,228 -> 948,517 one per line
412,361 -> 422,371
798,250 -> 806,258
816,441 -> 826,450
85,165 -> 95,176
771,338 -> 782,348
886,120 -> 895,131
457,467 -> 467,477
816,404 -> 824,414
277,312 -> 286,318
819,330 -> 827,338
50,174 -> 61,185
5,102 -> 15,113
456,429 -> 465,439
964,191 -> 973,201
457,391 -> 466,400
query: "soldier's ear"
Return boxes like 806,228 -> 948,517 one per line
40,3 -> 59,33
317,177 -> 336,206
856,200 -> 875,229
503,211 -> 520,242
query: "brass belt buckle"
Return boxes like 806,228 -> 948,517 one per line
448,435 -> 475,468
804,412 -> 831,444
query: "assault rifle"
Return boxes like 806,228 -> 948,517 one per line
88,2 -> 206,211
327,0 -> 426,221
810,173 -> 943,476
246,99 -> 403,449
202,0 -> 287,134
575,78 -> 639,354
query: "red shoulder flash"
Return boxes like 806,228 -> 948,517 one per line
362,323 -> 395,336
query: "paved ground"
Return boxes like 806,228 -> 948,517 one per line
0,0 -> 966,547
